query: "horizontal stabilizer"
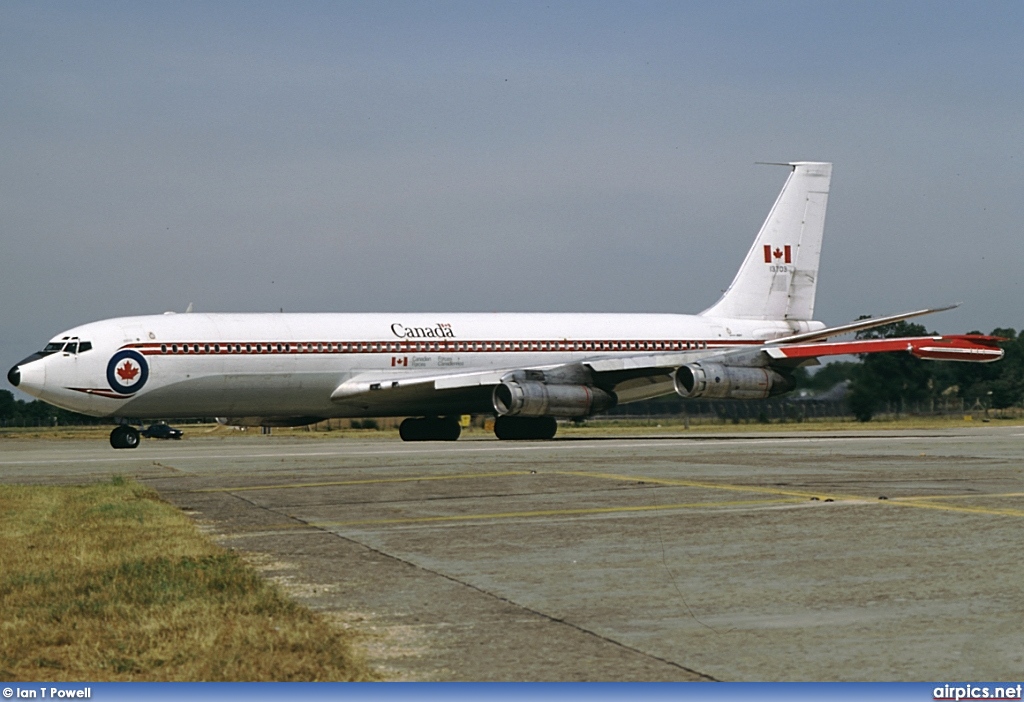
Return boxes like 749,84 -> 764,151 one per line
765,305 -> 960,346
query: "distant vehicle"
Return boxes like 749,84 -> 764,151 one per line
140,423 -> 183,440
7,162 -> 1004,449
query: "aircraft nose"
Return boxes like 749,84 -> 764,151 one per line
9,354 -> 47,396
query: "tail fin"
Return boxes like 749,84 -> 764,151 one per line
700,161 -> 832,321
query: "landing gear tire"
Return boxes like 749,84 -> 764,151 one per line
494,416 -> 558,440
399,417 -> 462,442
110,425 -> 141,449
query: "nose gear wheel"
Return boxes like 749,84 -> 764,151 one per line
110,425 -> 141,449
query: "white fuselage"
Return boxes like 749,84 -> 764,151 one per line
17,312 -> 822,420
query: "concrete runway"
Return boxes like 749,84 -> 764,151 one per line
3,428 -> 1024,681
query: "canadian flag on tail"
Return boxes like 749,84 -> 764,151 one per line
764,244 -> 792,264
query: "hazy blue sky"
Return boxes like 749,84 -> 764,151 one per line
3,1 -> 1024,384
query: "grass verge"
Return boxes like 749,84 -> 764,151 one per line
0,478 -> 376,681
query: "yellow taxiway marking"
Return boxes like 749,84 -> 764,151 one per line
562,470 -> 1024,519
193,468 -> 1024,521
193,470 -> 533,493
557,470 -> 832,500
894,492 -> 1024,501
887,500 -> 1024,518
310,497 -> 805,528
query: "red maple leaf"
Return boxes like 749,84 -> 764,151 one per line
773,247 -> 784,259
116,360 -> 140,381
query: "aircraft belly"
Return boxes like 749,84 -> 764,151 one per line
330,384 -> 494,417
117,372 -> 340,418
115,372 -> 495,419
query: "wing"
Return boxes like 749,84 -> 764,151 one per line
326,310 -> 1004,414
575,332 -> 1003,407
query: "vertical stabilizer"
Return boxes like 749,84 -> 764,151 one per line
700,161 -> 832,321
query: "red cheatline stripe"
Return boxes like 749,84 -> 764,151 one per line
122,336 -> 1001,360
122,338 -> 765,356
68,387 -> 128,399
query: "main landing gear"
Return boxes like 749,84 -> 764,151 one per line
397,416 -> 559,441
493,416 -> 557,440
399,416 -> 462,442
110,425 -> 141,449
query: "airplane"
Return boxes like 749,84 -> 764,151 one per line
7,162 -> 1004,449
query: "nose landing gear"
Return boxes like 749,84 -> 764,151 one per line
110,425 -> 141,449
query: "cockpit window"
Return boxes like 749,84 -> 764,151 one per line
41,339 -> 91,355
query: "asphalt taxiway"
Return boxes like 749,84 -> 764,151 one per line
3,428 -> 1023,681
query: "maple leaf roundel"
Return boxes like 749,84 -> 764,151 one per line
106,350 -> 149,395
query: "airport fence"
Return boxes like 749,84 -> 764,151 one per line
0,416 -> 223,428
599,397 -> 1021,425
0,416 -> 108,427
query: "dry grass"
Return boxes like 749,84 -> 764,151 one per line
0,426 -> 117,441
0,478 -> 376,681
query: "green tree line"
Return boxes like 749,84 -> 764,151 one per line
0,390 -> 103,425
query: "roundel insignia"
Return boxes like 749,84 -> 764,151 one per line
107,350 -> 149,395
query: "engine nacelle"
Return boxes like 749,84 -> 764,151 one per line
673,363 -> 793,400
493,380 -> 616,418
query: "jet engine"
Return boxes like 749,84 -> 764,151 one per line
492,380 -> 615,418
673,362 -> 793,400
